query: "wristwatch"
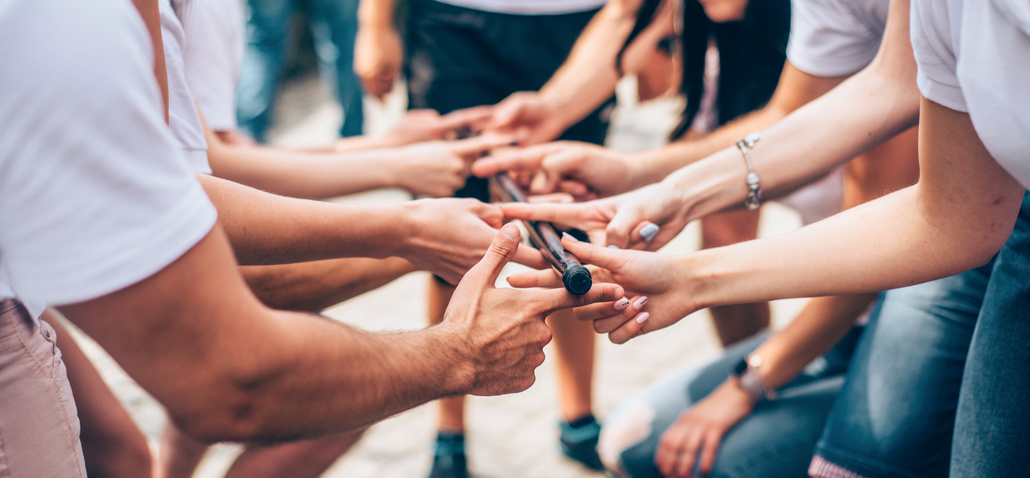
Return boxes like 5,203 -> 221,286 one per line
731,354 -> 777,402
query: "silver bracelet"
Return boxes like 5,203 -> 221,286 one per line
732,354 -> 777,402
734,132 -> 762,211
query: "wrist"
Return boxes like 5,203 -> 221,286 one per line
425,322 -> 476,396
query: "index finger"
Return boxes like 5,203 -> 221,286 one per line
531,282 -> 626,317
438,106 -> 493,131
470,143 -> 564,177
498,202 -> 588,228
449,134 -> 516,157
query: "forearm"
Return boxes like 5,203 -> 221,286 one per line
207,142 -> 399,200
195,173 -> 408,265
358,0 -> 395,28
536,1 -> 639,130
242,257 -> 417,312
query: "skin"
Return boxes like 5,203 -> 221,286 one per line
59,223 -> 626,442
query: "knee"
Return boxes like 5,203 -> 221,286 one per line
598,402 -> 657,477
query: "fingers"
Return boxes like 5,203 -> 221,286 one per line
438,106 -> 493,132
470,145 -> 551,178
506,268 -> 563,289
499,202 -> 585,226
449,133 -> 517,158
461,223 -> 523,288
673,429 -> 703,478
490,92 -> 534,130
560,233 -> 627,270
511,243 -> 549,270
533,281 -> 625,316
698,431 -> 722,477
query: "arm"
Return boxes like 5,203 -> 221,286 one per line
489,0 -> 653,145
60,224 -> 624,442
242,257 -> 417,312
195,174 -> 547,282
354,0 -> 402,100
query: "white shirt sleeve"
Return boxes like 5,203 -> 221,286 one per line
182,0 -> 245,132
0,0 -> 217,306
161,0 -> 212,174
786,0 -> 889,77
909,0 -> 967,113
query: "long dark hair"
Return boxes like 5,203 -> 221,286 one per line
617,0 -> 790,140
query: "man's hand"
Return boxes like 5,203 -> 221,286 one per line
655,381 -> 756,478
489,92 -> 570,146
508,234 -> 696,344
354,24 -> 402,100
388,134 -> 514,198
442,224 -> 626,395
397,199 -> 548,283
499,181 -> 691,250
472,141 -> 640,200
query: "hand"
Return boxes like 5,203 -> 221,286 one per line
471,141 -> 640,200
489,92 -> 569,146
655,381 -> 756,478
354,24 -> 402,100
443,224 -> 626,396
499,181 -> 691,250
388,134 -> 514,198
508,234 -> 697,344
398,198 -> 548,283
379,107 -> 495,147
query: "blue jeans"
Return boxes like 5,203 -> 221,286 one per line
237,0 -> 363,141
602,330 -> 859,478
813,268 -> 985,477
950,191 -> 1030,477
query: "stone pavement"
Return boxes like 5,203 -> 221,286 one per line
77,77 -> 808,477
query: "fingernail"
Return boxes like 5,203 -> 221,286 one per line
640,223 -> 660,242
562,232 -> 579,242
614,298 -> 630,311
607,244 -> 620,249
501,224 -> 521,241
635,312 -> 650,325
508,139 -> 519,147
633,297 -> 648,310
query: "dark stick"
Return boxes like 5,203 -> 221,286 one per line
489,172 -> 592,295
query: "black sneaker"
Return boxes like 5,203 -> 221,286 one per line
429,432 -> 468,478
558,415 -> 604,470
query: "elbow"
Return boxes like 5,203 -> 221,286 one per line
168,388 -> 270,444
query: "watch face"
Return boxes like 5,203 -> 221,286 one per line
732,357 -> 749,376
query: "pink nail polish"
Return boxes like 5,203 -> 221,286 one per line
633,297 -> 648,310
635,312 -> 650,325
614,298 -> 630,311
562,232 -> 579,242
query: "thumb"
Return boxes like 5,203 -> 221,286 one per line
604,204 -> 643,249
560,233 -> 626,270
460,223 -> 523,289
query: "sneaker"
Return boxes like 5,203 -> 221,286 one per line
429,432 -> 468,478
558,415 -> 604,470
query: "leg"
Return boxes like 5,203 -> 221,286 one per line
811,268 -> 986,478
950,193 -> 1030,477
224,429 -> 365,478
600,332 -> 843,478
305,0 -> 363,137
236,0 -> 296,142
547,308 -> 603,469
50,315 -> 152,478
0,301 -> 87,477
701,209 -> 769,346
426,276 -> 468,478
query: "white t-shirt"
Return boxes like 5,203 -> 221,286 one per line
787,0 -> 890,77
181,0 -> 244,132
911,0 -> 1030,188
0,0 -> 217,308
433,0 -> 607,16
161,0 -> 212,174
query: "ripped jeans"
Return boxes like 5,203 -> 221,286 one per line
599,328 -> 859,478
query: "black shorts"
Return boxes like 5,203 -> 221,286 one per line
405,0 -> 614,201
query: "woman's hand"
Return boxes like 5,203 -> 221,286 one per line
655,380 -> 756,478
499,181 -> 692,250
507,234 -> 697,343
387,135 -> 513,198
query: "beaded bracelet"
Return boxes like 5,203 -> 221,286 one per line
735,132 -> 763,211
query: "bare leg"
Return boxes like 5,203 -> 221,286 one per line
427,277 -> 465,432
224,429 -> 366,478
50,314 -> 154,478
546,308 -> 595,422
701,210 -> 770,346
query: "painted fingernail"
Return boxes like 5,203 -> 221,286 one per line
635,312 -> 650,325
607,244 -> 620,249
633,297 -> 648,310
562,232 -> 579,242
508,139 -> 519,147
640,223 -> 660,242
614,298 -> 630,311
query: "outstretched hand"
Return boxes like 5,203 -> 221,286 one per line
471,141 -> 639,200
499,181 -> 691,250
390,134 -> 515,198
444,224 -> 626,396
507,233 -> 697,344
488,92 -> 569,146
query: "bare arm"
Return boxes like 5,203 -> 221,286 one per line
355,0 -> 402,100
242,257 -> 416,312
60,224 -> 623,442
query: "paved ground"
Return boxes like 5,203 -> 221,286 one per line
78,77 -> 808,477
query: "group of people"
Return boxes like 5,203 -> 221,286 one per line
1,1 -> 1028,478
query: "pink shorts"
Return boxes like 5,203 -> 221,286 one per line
0,299 -> 86,477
